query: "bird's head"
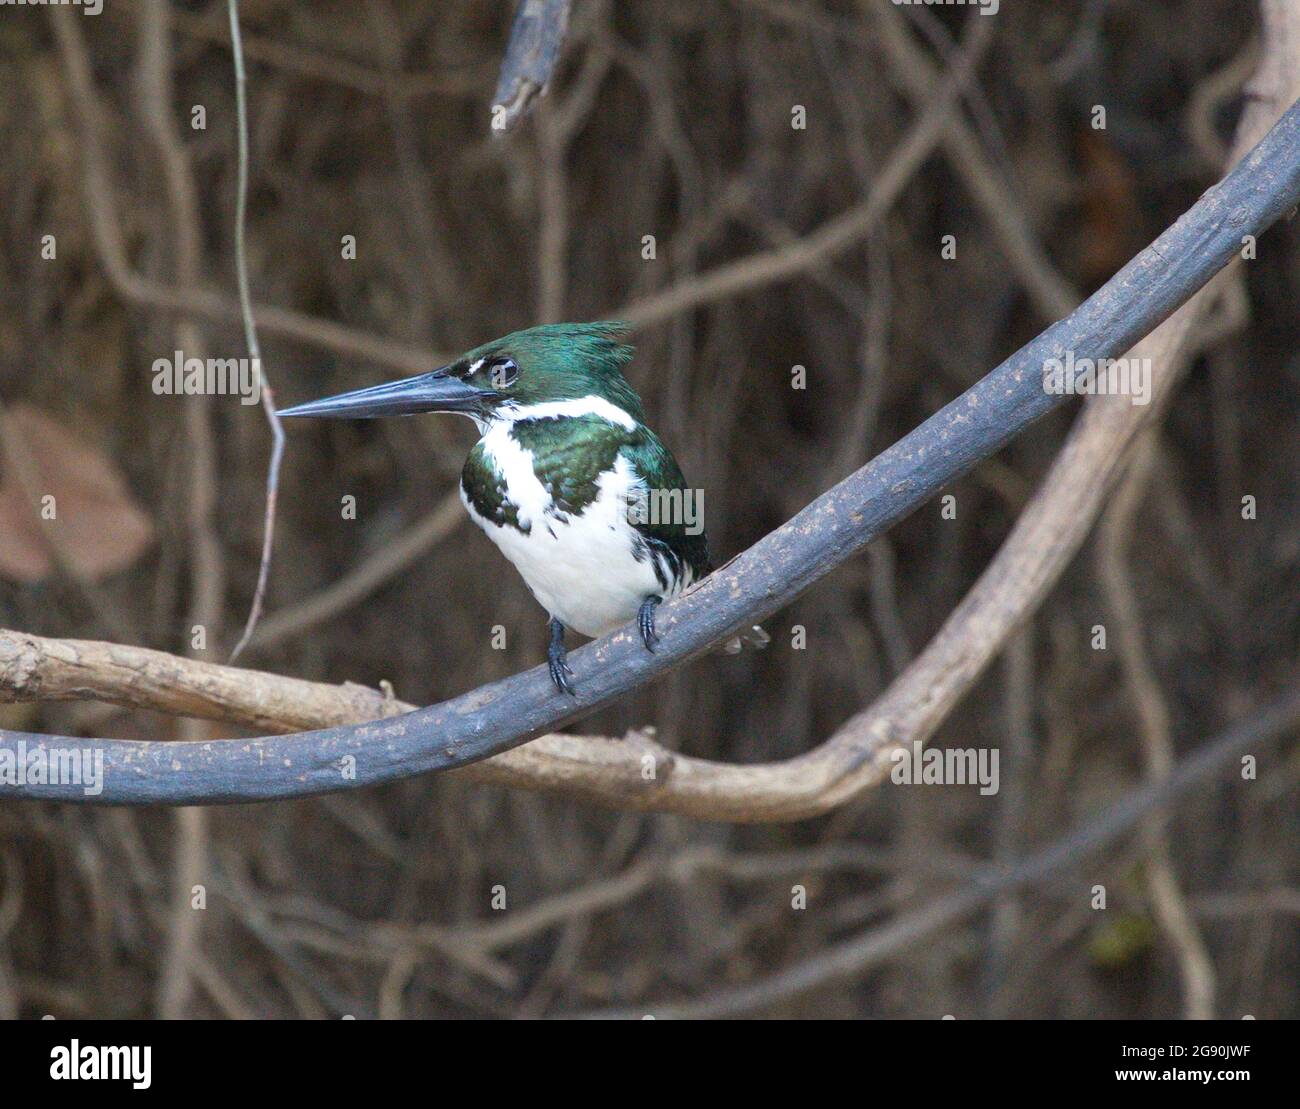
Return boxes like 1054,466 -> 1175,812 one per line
279,321 -> 644,428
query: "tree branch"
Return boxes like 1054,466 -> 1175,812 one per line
491,0 -> 573,133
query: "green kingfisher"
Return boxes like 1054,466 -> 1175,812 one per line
280,322 -> 761,695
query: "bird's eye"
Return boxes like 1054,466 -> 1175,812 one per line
488,357 -> 518,389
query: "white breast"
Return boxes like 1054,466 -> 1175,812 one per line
461,433 -> 679,638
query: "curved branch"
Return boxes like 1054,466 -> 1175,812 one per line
3,97 -> 1299,809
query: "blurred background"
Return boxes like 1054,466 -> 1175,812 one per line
0,0 -> 1296,1018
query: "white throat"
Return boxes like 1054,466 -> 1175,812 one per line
483,395 -> 638,433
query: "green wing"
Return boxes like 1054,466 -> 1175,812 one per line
622,431 -> 713,582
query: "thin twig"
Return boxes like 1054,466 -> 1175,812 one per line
225,0 -> 286,663
1097,435 -> 1217,1019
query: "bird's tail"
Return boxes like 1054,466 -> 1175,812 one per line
715,624 -> 771,655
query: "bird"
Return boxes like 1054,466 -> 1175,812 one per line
279,321 -> 765,694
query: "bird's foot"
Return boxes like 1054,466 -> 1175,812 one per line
637,595 -> 662,652
547,618 -> 576,696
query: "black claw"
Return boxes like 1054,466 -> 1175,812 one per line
547,618 -> 576,696
637,595 -> 662,652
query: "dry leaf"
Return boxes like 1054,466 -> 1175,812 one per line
0,404 -> 154,583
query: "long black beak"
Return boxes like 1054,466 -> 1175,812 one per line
278,367 -> 497,420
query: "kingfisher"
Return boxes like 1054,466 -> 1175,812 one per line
280,322 -> 763,694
